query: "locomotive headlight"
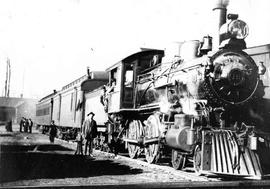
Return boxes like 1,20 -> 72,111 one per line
228,20 -> 249,39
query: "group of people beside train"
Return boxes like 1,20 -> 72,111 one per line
47,111 -> 118,157
74,110 -> 121,157
47,78 -> 119,156
19,117 -> 33,133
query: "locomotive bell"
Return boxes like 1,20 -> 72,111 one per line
200,35 -> 213,53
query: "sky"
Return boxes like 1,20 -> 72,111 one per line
0,0 -> 270,99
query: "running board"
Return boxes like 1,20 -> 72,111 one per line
123,137 -> 159,146
123,138 -> 140,144
144,137 -> 159,145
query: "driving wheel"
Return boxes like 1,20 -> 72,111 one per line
127,120 -> 143,159
144,114 -> 161,164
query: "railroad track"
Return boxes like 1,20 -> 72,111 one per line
2,133 -> 269,189
55,138 -> 270,183
55,138 -> 217,181
95,150 -> 219,182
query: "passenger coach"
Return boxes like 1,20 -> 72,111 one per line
36,71 -> 108,139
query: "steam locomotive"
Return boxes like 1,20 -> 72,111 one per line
35,3 -> 270,179
101,13 -> 270,178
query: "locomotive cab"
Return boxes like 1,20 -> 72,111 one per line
106,50 -> 164,114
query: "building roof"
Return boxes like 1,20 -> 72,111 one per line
0,97 -> 37,108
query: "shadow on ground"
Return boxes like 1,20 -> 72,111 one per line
0,144 -> 143,183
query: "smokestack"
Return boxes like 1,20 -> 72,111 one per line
213,0 -> 229,50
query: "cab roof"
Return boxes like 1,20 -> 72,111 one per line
106,49 -> 164,72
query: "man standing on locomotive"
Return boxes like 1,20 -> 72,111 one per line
82,112 -> 97,157
100,85 -> 108,112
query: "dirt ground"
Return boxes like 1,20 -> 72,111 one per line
1,125 -> 270,189
0,126 -> 200,187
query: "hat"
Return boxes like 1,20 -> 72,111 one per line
87,112 -> 95,116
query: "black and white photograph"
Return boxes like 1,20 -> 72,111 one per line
1,0 -> 270,188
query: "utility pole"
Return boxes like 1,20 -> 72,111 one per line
7,58 -> 11,97
4,58 -> 11,97
21,68 -> 25,98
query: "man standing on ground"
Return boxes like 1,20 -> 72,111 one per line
82,112 -> 97,156
49,120 -> 57,143
19,117 -> 24,132
24,118 -> 28,132
28,118 -> 33,133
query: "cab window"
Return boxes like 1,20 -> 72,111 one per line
124,64 -> 134,87
109,67 -> 119,92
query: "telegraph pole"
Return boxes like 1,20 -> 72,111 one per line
7,58 -> 11,97
4,58 -> 11,97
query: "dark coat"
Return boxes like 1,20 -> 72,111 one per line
20,119 -> 24,127
50,124 -> 57,137
82,118 -> 97,140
